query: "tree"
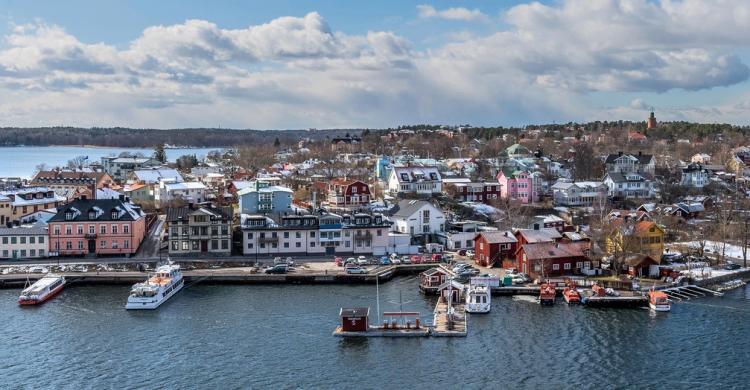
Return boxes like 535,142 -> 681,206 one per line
571,143 -> 600,181
153,143 -> 167,163
66,155 -> 88,171
175,154 -> 198,170
274,137 -> 281,148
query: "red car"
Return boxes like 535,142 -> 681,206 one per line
411,255 -> 422,264
334,257 -> 343,266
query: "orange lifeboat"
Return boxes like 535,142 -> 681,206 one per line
539,282 -> 556,305
563,281 -> 581,304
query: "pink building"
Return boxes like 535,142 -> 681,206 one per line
496,169 -> 535,204
48,196 -> 147,256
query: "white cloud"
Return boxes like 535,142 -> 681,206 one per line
416,5 -> 489,22
0,1 -> 749,128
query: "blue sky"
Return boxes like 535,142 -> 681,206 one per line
0,0 -> 748,128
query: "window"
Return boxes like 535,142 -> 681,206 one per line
310,232 -> 316,238
283,243 -> 289,248
65,226 -> 72,235
271,243 -> 277,248
284,232 -> 289,238
172,241 -> 179,251
101,240 -> 106,248
124,240 -> 129,249
192,241 -> 199,250
54,226 -> 60,235
211,240 -> 218,250
310,242 -> 315,247
296,242 -> 301,248
89,225 -> 95,234
112,241 -> 118,249
112,225 -> 118,234
66,242 -> 72,250
247,243 -> 254,249
260,243 -> 265,249
377,229 -> 382,236
576,262 -> 583,269
100,225 -> 106,234
77,225 -> 83,234
296,232 -> 301,239
20,237 -> 26,244
552,263 -> 560,270
182,241 -> 189,250
345,241 -> 350,248
38,236 -> 44,244
221,240 -> 228,250
563,263 -> 571,270
211,227 -> 218,236
123,225 -> 129,234
39,249 -> 44,257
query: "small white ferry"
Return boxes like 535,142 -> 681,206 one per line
465,284 -> 491,313
125,264 -> 184,310
18,274 -> 66,305
648,290 -> 670,312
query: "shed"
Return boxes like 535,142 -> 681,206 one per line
339,307 -> 370,332
624,254 -> 659,278
438,280 -> 465,304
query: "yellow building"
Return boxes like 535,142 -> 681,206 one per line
0,196 -> 11,226
607,220 -> 665,261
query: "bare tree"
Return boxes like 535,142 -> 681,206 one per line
66,155 -> 88,171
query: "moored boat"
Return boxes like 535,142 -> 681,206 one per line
18,274 -> 66,305
465,284 -> 491,313
125,264 -> 184,310
648,290 -> 670,312
539,282 -> 556,305
562,281 -> 581,304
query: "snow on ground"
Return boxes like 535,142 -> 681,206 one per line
669,241 -> 748,262
461,202 -> 499,217
676,266 -> 747,281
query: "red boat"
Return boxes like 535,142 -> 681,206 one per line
563,281 -> 581,304
539,282 -> 556,305
18,275 -> 66,305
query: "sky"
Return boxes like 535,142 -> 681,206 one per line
0,0 -> 749,129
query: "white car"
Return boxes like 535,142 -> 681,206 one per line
357,256 -> 368,266
391,257 -> 402,265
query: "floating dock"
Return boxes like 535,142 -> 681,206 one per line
432,300 -> 467,337
582,295 -> 647,308
333,326 -> 429,337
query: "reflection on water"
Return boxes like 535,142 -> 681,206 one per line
0,281 -> 748,388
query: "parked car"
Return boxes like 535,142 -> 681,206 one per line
510,274 -> 526,285
411,255 -> 422,264
264,264 -> 288,274
345,265 -> 367,274
357,256 -> 369,266
379,256 -> 391,265
457,249 -> 467,256
391,256 -> 401,264
517,273 -> 532,283
724,262 -> 742,270
402,256 -> 412,264
345,257 -> 357,265
334,257 -> 344,267
466,250 -> 475,258
505,268 -> 518,275
452,263 -> 469,273
274,257 -> 294,266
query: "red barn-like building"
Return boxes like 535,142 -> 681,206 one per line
327,179 -> 371,209
474,231 -> 517,267
339,307 -> 369,332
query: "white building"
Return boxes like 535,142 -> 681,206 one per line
681,163 -> 710,188
603,172 -> 655,199
0,227 -> 48,259
551,180 -> 608,207
129,168 -> 183,185
101,156 -> 160,181
387,165 -> 442,196
389,200 -> 445,238
155,181 -> 208,205
604,152 -> 655,175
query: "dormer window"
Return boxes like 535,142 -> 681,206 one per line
429,173 -> 438,180
88,211 -> 96,220
111,211 -> 119,220
400,173 -> 409,181
65,211 -> 74,221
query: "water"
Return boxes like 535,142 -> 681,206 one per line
0,146 -> 223,178
1,278 -> 749,389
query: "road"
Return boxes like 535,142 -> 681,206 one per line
134,215 -> 164,259
0,254 -> 340,267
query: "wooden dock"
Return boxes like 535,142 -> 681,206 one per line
659,285 -> 723,302
432,300 -> 467,337
333,326 -> 429,337
582,295 -> 647,308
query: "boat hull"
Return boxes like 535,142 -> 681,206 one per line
563,293 -> 581,304
18,281 -> 65,306
125,279 -> 184,310
465,304 -> 490,313
649,303 -> 670,312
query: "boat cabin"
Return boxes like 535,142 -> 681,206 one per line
419,267 -> 450,294
339,307 -> 370,332
438,280 -> 464,304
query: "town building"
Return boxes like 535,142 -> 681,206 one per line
241,212 -> 389,256
0,227 -> 48,259
496,169 -> 535,204
388,200 -> 445,243
529,215 -> 565,232
47,196 -> 146,257
680,163 -> 710,188
166,205 -> 233,256
387,165 -> 442,197
516,241 -> 591,278
238,181 -> 293,214
128,168 -> 183,185
603,172 -> 655,199
0,187 -> 67,225
604,152 -> 655,175
123,183 -> 154,204
100,156 -> 160,182
690,153 -> 711,164
606,220 -> 665,260
550,180 -> 608,207
444,221 -> 485,251
505,143 -> 532,159
30,170 -> 115,193
327,179 -> 371,209
155,181 -> 208,205
449,181 -> 501,204
473,231 -> 517,267
0,195 -> 10,226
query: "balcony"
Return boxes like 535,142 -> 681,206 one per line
258,236 -> 279,243
354,232 -> 373,240
84,233 -> 98,239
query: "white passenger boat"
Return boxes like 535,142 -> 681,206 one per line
465,284 -> 491,313
125,264 -> 184,310
18,274 -> 66,305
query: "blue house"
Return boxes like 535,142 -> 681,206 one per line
238,181 -> 294,214
374,156 -> 393,181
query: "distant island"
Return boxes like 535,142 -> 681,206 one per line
0,127 -> 358,148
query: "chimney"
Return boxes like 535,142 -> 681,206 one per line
638,151 -> 642,156
91,183 -> 96,200
618,151 -> 623,157
80,195 -> 87,201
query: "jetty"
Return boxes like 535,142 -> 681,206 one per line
432,300 -> 467,337
659,285 -> 723,301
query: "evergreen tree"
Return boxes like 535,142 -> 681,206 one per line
274,137 -> 281,148
153,143 -> 167,163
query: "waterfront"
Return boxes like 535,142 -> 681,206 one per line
1,277 -> 749,389
0,146 -> 223,178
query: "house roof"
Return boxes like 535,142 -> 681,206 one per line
476,231 -> 517,244
340,307 -> 369,317
389,200 -> 436,218
32,170 -> 109,184
604,153 -> 654,165
605,171 -> 646,183
48,198 -> 144,222
624,254 -> 658,267
132,168 -> 183,183
516,228 -> 562,243
166,205 -> 233,222
520,241 -> 589,260
0,227 -> 48,236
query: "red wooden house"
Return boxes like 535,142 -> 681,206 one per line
474,231 -> 517,267
419,267 -> 450,294
516,241 -> 590,278
327,179 -> 371,209
339,307 -> 369,332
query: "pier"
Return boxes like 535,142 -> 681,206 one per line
432,300 -> 467,337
